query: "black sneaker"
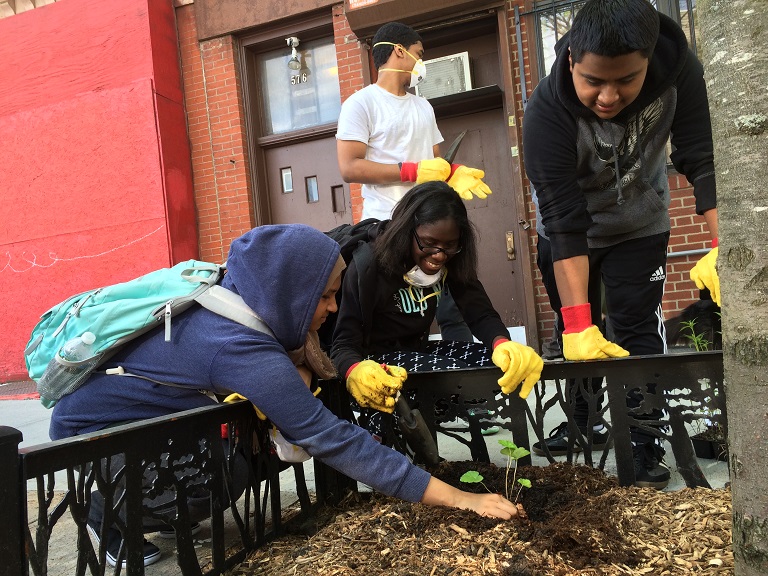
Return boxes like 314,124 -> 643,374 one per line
87,523 -> 162,567
532,421 -> 612,456
158,521 -> 202,539
633,442 -> 670,489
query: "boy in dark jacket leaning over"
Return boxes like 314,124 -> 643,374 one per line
523,0 -> 720,489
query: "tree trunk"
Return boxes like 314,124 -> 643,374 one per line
698,1 -> 768,574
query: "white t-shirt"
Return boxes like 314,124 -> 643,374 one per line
336,84 -> 443,221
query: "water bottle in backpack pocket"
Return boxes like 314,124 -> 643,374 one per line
37,332 -> 103,408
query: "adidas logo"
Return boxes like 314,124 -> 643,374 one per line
649,266 -> 666,282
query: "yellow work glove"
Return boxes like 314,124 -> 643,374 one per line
345,360 -> 406,413
224,392 -> 267,420
399,158 -> 452,184
491,339 -> 544,398
561,303 -> 629,360
447,164 -> 493,200
224,381 -> 321,422
690,244 -> 720,306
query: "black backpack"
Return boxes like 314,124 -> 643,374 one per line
317,218 -> 382,352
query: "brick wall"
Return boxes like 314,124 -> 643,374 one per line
665,177 -> 711,317
332,5 -> 365,223
176,4 -> 254,264
175,1 -> 710,350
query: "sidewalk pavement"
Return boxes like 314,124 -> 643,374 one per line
3,387 -> 729,575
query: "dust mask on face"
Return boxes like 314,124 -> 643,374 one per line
409,60 -> 427,88
403,265 -> 444,288
374,42 -> 427,88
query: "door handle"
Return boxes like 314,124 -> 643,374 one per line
506,231 -> 515,260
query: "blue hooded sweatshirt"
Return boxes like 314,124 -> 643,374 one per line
50,224 -> 430,502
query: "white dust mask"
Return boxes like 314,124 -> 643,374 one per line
404,265 -> 444,288
374,42 -> 427,88
409,59 -> 427,88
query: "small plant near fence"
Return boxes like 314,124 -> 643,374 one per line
460,439 -> 532,502
679,319 -> 711,352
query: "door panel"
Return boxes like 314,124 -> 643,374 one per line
265,136 -> 352,231
438,110 -> 527,329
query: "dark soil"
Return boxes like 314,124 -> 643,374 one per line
227,462 -> 733,575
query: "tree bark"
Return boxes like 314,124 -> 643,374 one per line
698,1 -> 768,574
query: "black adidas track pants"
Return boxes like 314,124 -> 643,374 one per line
537,232 -> 669,444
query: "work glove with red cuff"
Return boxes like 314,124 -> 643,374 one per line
399,158 -> 452,184
690,238 -> 720,306
491,339 -> 543,398
447,164 -> 492,200
345,360 -> 407,414
561,303 -> 629,361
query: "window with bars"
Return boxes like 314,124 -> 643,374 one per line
526,1 -> 698,167
530,0 -> 698,80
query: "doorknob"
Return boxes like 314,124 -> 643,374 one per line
506,231 -> 516,260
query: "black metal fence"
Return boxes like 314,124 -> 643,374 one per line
389,351 -> 727,489
1,351 -> 725,575
1,401 -> 333,576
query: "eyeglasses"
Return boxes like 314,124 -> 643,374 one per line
412,230 -> 462,256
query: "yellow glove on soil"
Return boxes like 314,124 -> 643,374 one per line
491,340 -> 544,398
399,158 -> 452,184
346,360 -> 406,413
690,247 -> 720,306
447,165 -> 492,200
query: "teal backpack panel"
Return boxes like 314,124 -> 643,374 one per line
24,260 -> 223,382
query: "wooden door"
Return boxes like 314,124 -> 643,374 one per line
264,136 -> 352,231
438,111 -> 528,329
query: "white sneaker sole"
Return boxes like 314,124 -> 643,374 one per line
87,524 -> 162,567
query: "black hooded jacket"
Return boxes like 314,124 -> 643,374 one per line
523,13 -> 716,262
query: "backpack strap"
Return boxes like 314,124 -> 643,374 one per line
195,285 -> 276,339
106,285 -> 276,387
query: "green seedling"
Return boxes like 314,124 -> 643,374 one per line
459,470 -> 492,494
459,439 -> 533,504
498,439 -> 531,501
516,478 -> 532,503
679,319 -> 711,352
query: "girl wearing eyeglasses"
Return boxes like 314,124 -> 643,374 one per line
331,181 -> 543,448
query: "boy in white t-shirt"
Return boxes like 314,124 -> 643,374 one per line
336,21 -> 491,221
335,23 -> 501,428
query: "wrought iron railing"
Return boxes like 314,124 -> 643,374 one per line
331,351 -> 726,488
1,401 -> 321,576
2,351 -> 725,575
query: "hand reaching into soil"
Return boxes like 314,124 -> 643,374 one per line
421,477 -> 519,519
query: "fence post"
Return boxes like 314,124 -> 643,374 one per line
0,426 -> 25,576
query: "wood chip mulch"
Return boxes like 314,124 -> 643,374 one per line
226,462 -> 733,576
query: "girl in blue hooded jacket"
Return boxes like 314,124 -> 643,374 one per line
50,225 -> 519,520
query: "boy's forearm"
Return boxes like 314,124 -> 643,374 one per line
703,208 -> 718,240
553,255 -> 590,307
340,157 -> 402,184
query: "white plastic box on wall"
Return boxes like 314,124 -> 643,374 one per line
415,51 -> 472,100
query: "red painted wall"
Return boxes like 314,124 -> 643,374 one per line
176,4 -> 255,264
0,0 -> 197,381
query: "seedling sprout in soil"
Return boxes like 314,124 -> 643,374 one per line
460,439 -> 531,502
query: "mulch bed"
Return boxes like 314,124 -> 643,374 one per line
226,462 -> 732,576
